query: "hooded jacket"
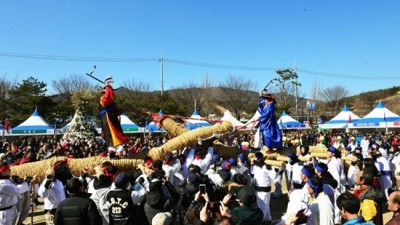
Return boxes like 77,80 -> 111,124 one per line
144,181 -> 179,224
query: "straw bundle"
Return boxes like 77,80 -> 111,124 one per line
298,155 -> 312,162
276,155 -> 289,162
341,156 -> 358,162
247,152 -> 286,167
10,157 -> 64,180
148,121 -> 233,160
11,157 -> 144,179
310,152 -> 328,158
273,154 -> 311,162
212,143 -> 245,159
265,159 -> 285,167
67,157 -> 105,175
309,146 -> 328,153
161,117 -> 189,137
261,152 -> 279,160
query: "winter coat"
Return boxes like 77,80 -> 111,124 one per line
54,192 -> 102,225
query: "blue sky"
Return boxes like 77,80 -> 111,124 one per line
0,1 -> 399,98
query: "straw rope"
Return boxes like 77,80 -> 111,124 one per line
10,156 -> 144,179
148,121 -> 233,160
161,117 -> 189,137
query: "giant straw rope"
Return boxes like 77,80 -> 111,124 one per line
10,156 -> 144,179
11,117 -> 314,178
148,121 -> 234,160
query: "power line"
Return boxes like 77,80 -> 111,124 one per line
0,51 -> 158,62
164,58 -> 278,71
298,68 -> 399,80
0,51 -> 398,80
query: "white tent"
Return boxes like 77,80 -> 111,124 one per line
319,106 -> 361,129
278,111 -> 309,129
120,113 -> 144,133
220,110 -> 245,129
11,109 -> 58,135
349,102 -> 400,129
185,110 -> 212,130
243,111 -> 261,130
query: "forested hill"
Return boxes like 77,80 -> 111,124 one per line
343,86 -> 400,116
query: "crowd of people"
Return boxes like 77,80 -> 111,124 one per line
0,129 -> 400,225
1,81 -> 400,225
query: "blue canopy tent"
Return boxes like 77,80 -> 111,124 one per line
277,111 -> 309,129
11,109 -> 55,135
185,110 -> 212,130
319,106 -> 361,129
349,102 -> 400,129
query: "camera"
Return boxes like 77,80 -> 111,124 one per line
199,184 -> 206,194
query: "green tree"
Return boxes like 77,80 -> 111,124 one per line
274,68 -> 298,113
8,76 -> 55,125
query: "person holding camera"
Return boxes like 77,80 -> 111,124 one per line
219,185 -> 263,225
38,168 -> 66,225
144,172 -> 180,224
183,191 -> 210,225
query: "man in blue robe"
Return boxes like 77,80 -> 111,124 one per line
257,91 -> 283,151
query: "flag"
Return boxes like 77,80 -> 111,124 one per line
384,111 -> 387,122
4,118 -> 9,133
151,113 -> 163,129
144,119 -> 150,133
384,110 -> 388,133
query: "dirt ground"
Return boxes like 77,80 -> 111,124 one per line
24,179 -> 394,225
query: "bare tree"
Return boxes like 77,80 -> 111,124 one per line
0,75 -> 16,116
310,80 -> 323,102
169,81 -> 201,116
198,74 -> 218,117
51,74 -> 98,122
52,74 -> 96,101
218,75 -> 256,120
352,94 -> 373,117
122,79 -> 152,103
321,85 -> 349,114
308,80 -> 324,117
71,88 -> 99,116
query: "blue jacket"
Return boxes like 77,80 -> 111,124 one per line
343,217 -> 374,225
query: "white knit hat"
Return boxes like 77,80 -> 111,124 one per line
152,212 -> 173,225
104,75 -> 114,83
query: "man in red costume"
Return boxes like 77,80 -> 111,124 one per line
99,75 -> 128,148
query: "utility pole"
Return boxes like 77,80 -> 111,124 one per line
294,64 -> 299,119
159,57 -> 164,96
